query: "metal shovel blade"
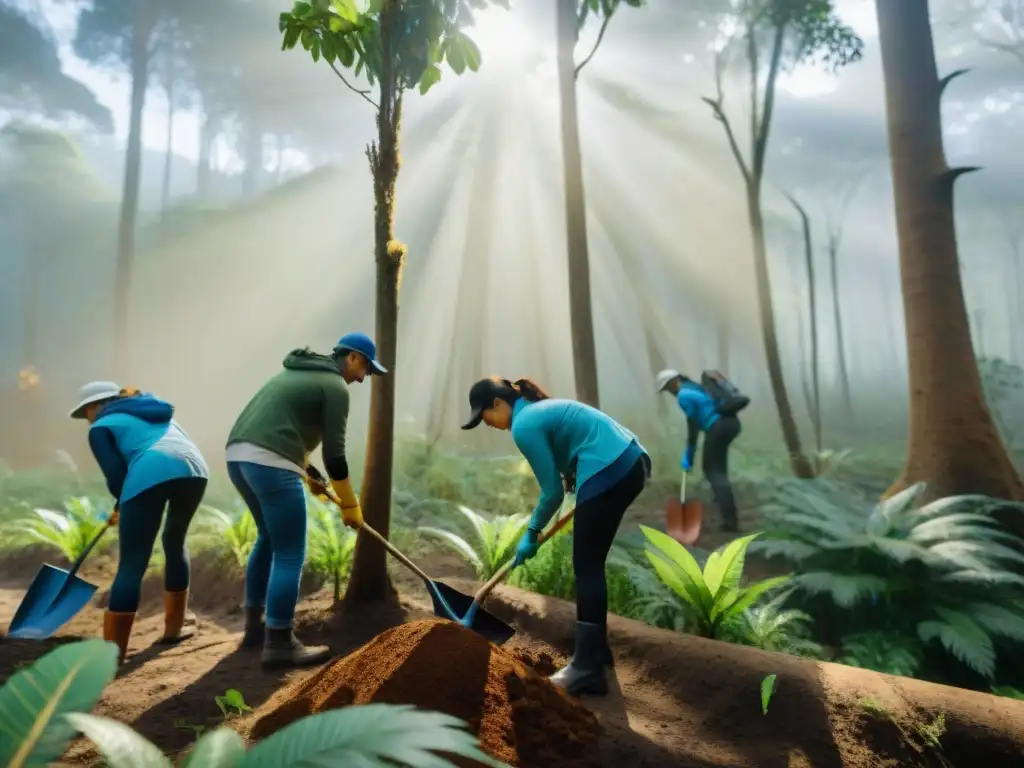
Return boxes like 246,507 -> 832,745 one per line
7,564 -> 100,639
432,581 -> 516,646
666,497 -> 703,546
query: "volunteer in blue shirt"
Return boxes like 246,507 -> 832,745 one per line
71,381 -> 209,663
656,369 -> 741,532
462,376 -> 651,697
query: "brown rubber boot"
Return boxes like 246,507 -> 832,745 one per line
261,627 -> 331,669
157,589 -> 198,645
103,611 -> 135,664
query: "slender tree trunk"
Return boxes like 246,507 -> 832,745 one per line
113,1 -> 155,378
197,112 -> 214,197
345,9 -> 404,605
556,0 -> 600,407
788,193 -> 822,455
828,234 -> 854,427
160,44 -> 175,219
241,122 -> 263,198
875,0 -> 1024,512
748,191 -> 815,478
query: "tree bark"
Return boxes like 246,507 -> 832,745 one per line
113,0 -> 155,378
556,0 -> 600,407
787,193 -> 822,455
875,0 -> 1024,512
344,7 -> 404,605
160,40 -> 175,219
749,192 -> 815,478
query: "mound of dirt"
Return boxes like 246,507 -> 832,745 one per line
247,619 -> 601,767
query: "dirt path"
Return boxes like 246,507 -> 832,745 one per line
3,556 -> 1024,767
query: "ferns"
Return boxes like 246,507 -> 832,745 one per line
754,479 -> 1024,680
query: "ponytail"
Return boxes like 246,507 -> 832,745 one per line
510,378 -> 550,402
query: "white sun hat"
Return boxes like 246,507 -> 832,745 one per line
655,369 -> 682,392
69,381 -> 121,419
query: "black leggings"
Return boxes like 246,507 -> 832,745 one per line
573,457 -> 648,624
703,416 -> 741,527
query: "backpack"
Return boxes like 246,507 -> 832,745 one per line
700,370 -> 750,416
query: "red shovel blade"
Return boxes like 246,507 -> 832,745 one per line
666,498 -> 703,545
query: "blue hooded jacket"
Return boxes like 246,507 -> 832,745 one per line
511,398 -> 648,532
88,394 -> 208,503
677,381 -> 720,466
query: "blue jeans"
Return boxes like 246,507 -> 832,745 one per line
109,477 -> 207,613
227,461 -> 307,629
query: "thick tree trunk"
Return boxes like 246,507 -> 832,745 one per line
828,235 -> 854,427
875,0 -> 1024,511
748,191 -> 815,478
113,1 -> 155,378
556,0 -> 600,407
344,21 -> 404,604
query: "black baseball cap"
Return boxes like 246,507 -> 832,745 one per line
461,377 -> 516,430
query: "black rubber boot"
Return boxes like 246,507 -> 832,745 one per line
550,621 -> 609,696
261,627 -> 331,669
240,606 -> 265,648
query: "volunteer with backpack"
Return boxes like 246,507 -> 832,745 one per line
225,333 -> 385,669
71,381 -> 209,664
461,376 -> 651,697
656,369 -> 745,532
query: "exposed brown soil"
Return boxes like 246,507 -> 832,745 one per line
1,549 -> 1023,767
246,619 -> 601,766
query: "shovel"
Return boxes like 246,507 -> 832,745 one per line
436,508 -> 577,643
303,467 -> 515,640
7,517 -> 114,639
666,472 -> 702,545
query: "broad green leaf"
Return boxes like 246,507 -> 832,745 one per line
727,575 -> 791,619
331,0 -> 358,22
640,525 -> 713,610
761,674 -> 777,715
645,551 -> 705,613
0,639 -> 118,768
446,36 -> 467,74
418,64 -> 443,94
63,713 -> 172,768
282,24 -> 301,51
461,33 -> 482,71
182,728 -> 246,768
710,533 -> 759,595
240,704 -> 506,767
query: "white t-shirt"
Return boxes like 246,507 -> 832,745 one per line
225,442 -> 306,476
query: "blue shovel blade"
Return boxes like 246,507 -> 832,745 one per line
7,564 -> 99,640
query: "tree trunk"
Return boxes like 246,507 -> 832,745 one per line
344,20 -> 404,604
197,111 -> 214,197
748,191 -> 815,478
160,43 -> 175,219
556,0 -> 600,407
789,194 -> 822,455
113,1 -> 155,378
875,0 -> 1024,512
828,234 -> 854,427
241,121 -> 263,198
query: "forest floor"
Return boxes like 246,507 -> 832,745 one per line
1,547 -> 1023,767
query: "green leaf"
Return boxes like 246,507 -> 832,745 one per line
0,639 -> 118,768
461,33 -> 482,72
330,0 -> 358,22
641,525 -> 713,611
918,611 -> 996,679
62,713 -> 173,768
282,24 -> 302,51
182,728 -> 246,768
645,551 -> 705,613
418,64 -> 443,95
311,37 -> 321,62
446,36 -> 467,74
761,674 -> 777,715
240,704 -> 505,767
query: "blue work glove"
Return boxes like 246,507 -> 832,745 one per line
681,452 -> 694,472
513,528 -> 540,567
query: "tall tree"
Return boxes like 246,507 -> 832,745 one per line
280,0 -> 507,604
700,0 -> 862,477
556,0 -> 641,408
874,0 -> 1024,515
785,191 -> 821,457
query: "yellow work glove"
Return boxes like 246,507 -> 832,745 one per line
331,477 -> 364,529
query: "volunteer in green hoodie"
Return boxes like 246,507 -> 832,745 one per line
226,333 -> 386,669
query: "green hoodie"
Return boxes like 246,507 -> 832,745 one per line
227,348 -> 350,470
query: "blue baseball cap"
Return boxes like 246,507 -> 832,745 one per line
334,332 -> 387,375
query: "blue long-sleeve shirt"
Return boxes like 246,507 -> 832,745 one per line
677,382 -> 720,464
88,394 -> 208,503
511,398 -> 647,532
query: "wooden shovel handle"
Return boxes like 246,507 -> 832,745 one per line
304,467 -> 437,586
471,508 -> 577,605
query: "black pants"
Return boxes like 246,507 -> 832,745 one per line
703,416 -> 741,527
573,457 -> 648,625
109,477 -> 207,613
